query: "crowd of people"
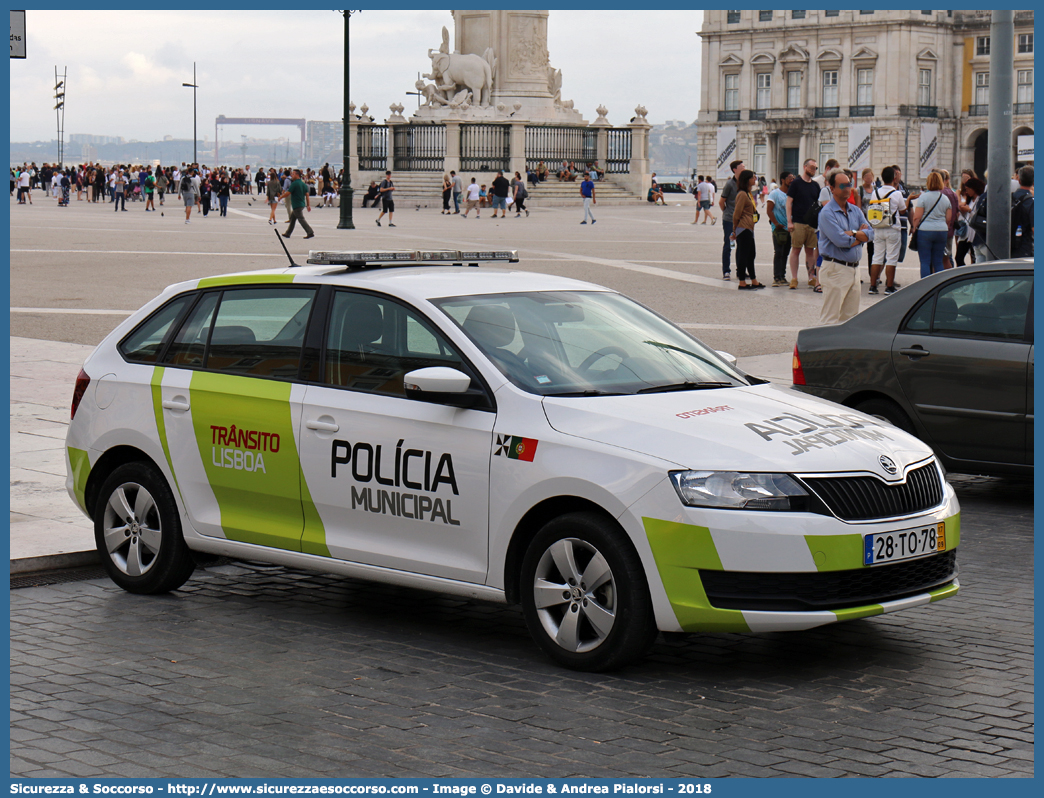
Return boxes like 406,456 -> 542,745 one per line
11,161 -> 345,212
705,156 -> 1033,324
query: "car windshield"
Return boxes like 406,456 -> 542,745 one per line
432,291 -> 748,396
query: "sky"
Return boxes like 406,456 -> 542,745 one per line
9,9 -> 704,144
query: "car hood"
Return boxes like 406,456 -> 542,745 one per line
542,383 -> 933,478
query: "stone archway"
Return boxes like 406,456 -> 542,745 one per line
973,130 -> 989,179
1013,126 -> 1034,169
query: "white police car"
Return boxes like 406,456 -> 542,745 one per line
66,249 -> 960,671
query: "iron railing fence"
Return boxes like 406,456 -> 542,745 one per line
523,126 -> 597,174
392,125 -> 445,172
459,124 -> 510,173
605,129 -> 632,174
357,125 -> 389,172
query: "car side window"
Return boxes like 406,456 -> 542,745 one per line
119,295 -> 191,363
161,287 -> 316,380
323,291 -> 466,397
930,276 -> 1032,340
205,288 -> 317,379
903,296 -> 934,333
164,293 -> 219,368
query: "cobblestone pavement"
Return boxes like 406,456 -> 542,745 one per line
11,475 -> 1032,778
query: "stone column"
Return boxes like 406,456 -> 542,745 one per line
627,108 -> 652,199
591,105 -> 611,180
509,120 -> 527,180
347,117 -> 360,194
443,119 -> 461,176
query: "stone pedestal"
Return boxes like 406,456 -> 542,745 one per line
412,9 -> 585,125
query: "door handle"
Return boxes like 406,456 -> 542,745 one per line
899,347 -> 930,359
161,397 -> 190,412
306,418 -> 340,433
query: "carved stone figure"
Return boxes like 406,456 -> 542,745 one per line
427,47 -> 495,107
448,89 -> 472,112
548,67 -> 563,105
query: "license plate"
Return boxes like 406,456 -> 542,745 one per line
863,522 -> 945,566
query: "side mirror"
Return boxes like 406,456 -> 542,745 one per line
715,350 -> 738,369
404,367 -> 485,408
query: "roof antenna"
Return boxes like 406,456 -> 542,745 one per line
274,229 -> 301,268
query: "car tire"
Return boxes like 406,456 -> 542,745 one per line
94,462 -> 195,594
520,512 -> 657,671
855,397 -> 916,436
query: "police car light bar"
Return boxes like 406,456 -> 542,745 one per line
305,250 -> 519,268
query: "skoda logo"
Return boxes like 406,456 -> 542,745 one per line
879,455 -> 898,475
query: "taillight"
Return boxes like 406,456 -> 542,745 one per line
792,344 -> 806,385
71,368 -> 90,419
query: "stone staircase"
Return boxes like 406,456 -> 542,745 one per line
353,172 -> 643,208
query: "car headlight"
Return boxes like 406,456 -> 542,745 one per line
669,471 -> 808,511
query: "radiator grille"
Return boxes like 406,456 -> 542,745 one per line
802,463 -> 943,521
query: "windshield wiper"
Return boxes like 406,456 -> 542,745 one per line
543,389 -> 627,397
636,381 -> 734,394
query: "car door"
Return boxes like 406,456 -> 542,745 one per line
157,285 -> 317,551
297,289 -> 496,583
891,272 -> 1032,467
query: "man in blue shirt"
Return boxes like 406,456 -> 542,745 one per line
579,172 -> 596,224
766,172 -> 793,286
817,169 -> 874,325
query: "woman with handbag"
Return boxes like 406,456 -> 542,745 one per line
729,170 -> 766,290
441,173 -> 452,214
909,171 -> 952,278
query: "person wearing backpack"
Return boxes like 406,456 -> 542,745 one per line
1011,166 -> 1034,258
179,168 -> 199,224
867,166 -> 905,295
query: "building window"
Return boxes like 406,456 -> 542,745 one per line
976,36 -> 990,56
918,69 -> 932,106
727,10 -> 741,24
822,70 -> 839,107
819,142 -> 835,166
791,10 -> 806,19
1018,34 -> 1033,53
1017,70 -> 1033,104
921,10 -> 932,14
825,10 -> 840,17
753,144 -> 767,177
759,11 -> 772,22
856,69 -> 874,106
861,10 -> 875,14
787,70 -> 802,109
974,72 -> 989,106
724,74 -> 739,111
756,73 -> 772,109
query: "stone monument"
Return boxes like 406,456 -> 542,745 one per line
412,10 -> 586,123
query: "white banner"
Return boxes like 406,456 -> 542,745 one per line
847,124 -> 871,173
919,123 -> 939,179
715,126 -> 738,181
10,10 -> 26,59
1017,135 -> 1034,161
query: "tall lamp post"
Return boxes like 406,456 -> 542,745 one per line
182,63 -> 198,166
337,10 -> 359,230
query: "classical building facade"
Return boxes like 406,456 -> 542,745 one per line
696,10 -> 1034,184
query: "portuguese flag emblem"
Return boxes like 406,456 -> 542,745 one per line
495,433 -> 538,462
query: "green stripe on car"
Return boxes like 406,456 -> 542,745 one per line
198,274 -> 296,288
67,447 -> 91,513
151,367 -> 183,499
643,518 -> 750,633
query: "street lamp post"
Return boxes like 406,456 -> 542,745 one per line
337,11 -> 359,230
182,63 -> 198,166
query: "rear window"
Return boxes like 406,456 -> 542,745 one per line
118,296 -> 192,363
